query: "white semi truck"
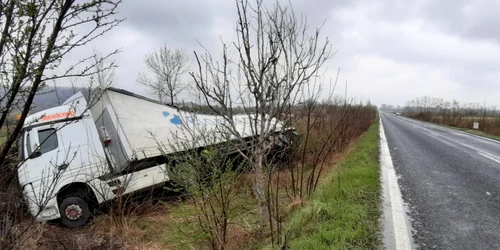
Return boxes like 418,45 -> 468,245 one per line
17,87 -> 291,227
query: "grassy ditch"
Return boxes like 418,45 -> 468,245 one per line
282,117 -> 381,249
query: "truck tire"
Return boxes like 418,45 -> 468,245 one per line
59,196 -> 91,228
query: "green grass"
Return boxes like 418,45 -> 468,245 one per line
283,118 -> 381,249
158,189 -> 259,250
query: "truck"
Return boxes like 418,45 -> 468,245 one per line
17,87 -> 292,227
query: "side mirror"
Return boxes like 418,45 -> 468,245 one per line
29,149 -> 41,159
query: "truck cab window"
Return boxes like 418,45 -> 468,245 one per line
26,132 -> 32,156
38,129 -> 58,154
18,132 -> 25,160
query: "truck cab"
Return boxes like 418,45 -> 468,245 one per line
18,93 -> 110,227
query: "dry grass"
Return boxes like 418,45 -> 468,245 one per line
11,202 -> 173,250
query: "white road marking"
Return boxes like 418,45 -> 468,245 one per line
380,116 -> 413,250
395,115 -> 500,146
478,152 -> 500,164
420,127 -> 500,167
457,131 -> 500,145
414,125 -> 500,163
486,192 -> 491,196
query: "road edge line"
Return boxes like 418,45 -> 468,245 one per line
396,115 -> 500,145
380,115 -> 413,250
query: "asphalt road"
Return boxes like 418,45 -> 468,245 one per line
381,112 -> 500,250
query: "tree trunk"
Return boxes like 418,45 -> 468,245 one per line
170,88 -> 174,106
0,0 -> 73,164
0,0 -> 27,131
253,146 -> 269,229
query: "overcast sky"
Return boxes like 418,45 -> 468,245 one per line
76,0 -> 500,107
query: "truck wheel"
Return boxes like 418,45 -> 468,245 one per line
59,196 -> 91,228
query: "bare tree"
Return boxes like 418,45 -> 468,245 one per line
190,0 -> 333,228
0,0 -> 123,164
137,45 -> 189,105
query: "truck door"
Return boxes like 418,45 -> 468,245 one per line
24,120 -> 107,184
18,123 -> 69,215
21,123 -> 74,194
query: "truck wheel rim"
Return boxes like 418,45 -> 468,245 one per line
65,204 -> 83,220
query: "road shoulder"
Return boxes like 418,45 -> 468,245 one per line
380,114 -> 415,250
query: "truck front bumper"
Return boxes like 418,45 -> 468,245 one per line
22,183 -> 61,221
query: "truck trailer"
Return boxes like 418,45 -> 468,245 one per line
17,87 -> 291,227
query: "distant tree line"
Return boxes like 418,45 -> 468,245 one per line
380,104 -> 403,113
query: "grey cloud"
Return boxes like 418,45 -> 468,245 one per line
421,0 -> 500,43
57,0 -> 500,107
337,0 -> 500,45
289,0 -> 351,26
118,1 -> 221,49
